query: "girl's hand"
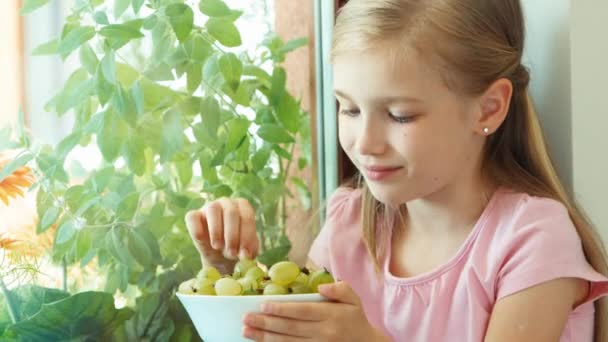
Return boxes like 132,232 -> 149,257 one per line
242,281 -> 391,342
185,198 -> 260,275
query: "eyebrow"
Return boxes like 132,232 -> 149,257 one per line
334,90 -> 423,104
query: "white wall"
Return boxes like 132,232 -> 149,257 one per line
521,0 -> 608,240
571,1 -> 608,240
521,0 -> 572,187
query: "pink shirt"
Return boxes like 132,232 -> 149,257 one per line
308,187 -> 608,341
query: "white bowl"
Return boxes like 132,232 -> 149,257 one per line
176,292 -> 327,342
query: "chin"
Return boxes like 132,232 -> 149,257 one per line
366,183 -> 410,207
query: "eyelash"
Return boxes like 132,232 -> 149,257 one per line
338,109 -> 416,124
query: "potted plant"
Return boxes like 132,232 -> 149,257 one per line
0,0 -> 312,340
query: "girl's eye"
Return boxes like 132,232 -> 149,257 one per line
339,108 -> 360,116
389,112 -> 416,124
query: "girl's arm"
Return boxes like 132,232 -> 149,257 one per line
484,277 -> 588,342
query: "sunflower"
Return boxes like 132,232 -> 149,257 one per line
0,158 -> 35,205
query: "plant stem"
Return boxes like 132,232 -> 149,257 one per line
62,257 -> 67,292
0,275 -> 20,324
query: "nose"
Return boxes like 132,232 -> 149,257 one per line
354,113 -> 386,156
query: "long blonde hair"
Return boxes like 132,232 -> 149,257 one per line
332,0 -> 608,340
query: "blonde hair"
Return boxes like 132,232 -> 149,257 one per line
331,0 -> 608,340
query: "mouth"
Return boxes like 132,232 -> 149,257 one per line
363,165 -> 403,181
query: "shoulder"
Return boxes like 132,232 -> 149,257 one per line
325,186 -> 363,224
489,189 -> 575,241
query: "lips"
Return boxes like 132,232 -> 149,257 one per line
363,165 -> 403,181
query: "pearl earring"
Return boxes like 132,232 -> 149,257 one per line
483,127 -> 490,134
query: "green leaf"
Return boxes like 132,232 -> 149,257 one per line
117,192 -> 140,220
114,0 -> 131,18
31,39 -> 58,56
125,133 -> 146,176
270,67 -> 286,106
93,11 -> 110,25
20,0 -> 49,14
199,0 -> 232,17
276,93 -> 300,133
258,242 -> 291,269
97,110 -> 128,162
186,62 -> 202,93
188,34 -> 212,61
40,206 -> 60,233
257,124 -> 294,144
278,37 -> 308,54
57,26 -> 96,56
129,293 -> 174,339
0,285 -> 69,333
219,52 -> 242,91
176,157 -> 193,187
113,85 -> 138,127
0,152 -> 34,183
130,80 -> 144,116
100,21 -> 144,50
79,44 -> 99,74
226,118 -> 250,150
75,229 -> 93,260
205,18 -> 241,47
128,229 -> 152,268
252,146 -> 271,172
91,166 -> 114,193
106,228 -> 131,265
101,51 -> 117,84
166,3 -> 194,42
6,292 -> 133,341
160,110 -> 183,163
200,96 -> 220,136
202,53 -> 223,88
56,131 -> 81,160
132,0 -> 145,14
55,219 -> 77,244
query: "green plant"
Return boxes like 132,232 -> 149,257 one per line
0,0 -> 312,340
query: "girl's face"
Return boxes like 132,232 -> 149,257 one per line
333,50 -> 485,206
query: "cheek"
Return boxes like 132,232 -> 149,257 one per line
338,119 -> 355,151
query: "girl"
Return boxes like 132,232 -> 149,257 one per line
185,0 -> 608,340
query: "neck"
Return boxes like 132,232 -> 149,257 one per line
403,175 -> 496,236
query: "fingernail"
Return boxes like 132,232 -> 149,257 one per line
239,249 -> 250,259
261,303 -> 272,313
243,314 -> 255,325
242,326 -> 254,339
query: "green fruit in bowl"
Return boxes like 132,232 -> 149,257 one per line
290,283 -> 312,294
238,276 -> 259,292
308,268 -> 335,292
268,261 -> 300,286
178,278 -> 197,294
263,283 -> 288,295
177,258 -> 335,296
197,266 -> 221,282
245,266 -> 265,282
233,258 -> 257,278
194,277 -> 216,295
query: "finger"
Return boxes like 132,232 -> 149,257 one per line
236,198 -> 258,259
259,302 -> 327,321
242,316 -> 317,341
221,198 -> 240,259
242,326 -> 306,342
318,281 -> 360,306
185,210 -> 211,255
204,201 -> 224,250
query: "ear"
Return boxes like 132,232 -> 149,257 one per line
475,78 -> 513,135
